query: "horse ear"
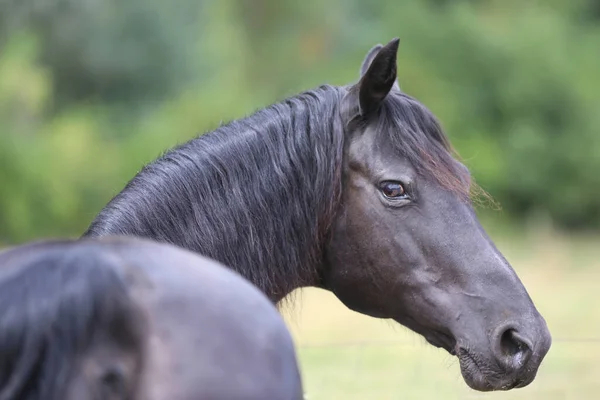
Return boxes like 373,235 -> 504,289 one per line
360,44 -> 383,77
358,38 -> 400,116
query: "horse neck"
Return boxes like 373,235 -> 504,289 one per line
85,86 -> 345,303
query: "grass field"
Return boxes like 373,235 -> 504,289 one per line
282,226 -> 600,399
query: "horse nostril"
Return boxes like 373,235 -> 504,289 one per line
498,328 -> 532,370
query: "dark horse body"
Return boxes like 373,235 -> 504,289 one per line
85,39 -> 551,391
0,237 -> 302,400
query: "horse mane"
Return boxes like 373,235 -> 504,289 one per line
84,84 -> 347,301
83,78 -> 485,303
0,241 -> 143,400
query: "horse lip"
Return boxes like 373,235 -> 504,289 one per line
457,348 -> 495,391
457,347 -> 533,391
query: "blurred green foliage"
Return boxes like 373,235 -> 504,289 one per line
1,0 -> 599,243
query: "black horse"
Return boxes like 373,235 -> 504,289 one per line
84,38 -> 552,391
0,237 -> 302,400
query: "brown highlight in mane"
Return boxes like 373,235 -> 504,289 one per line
379,92 -> 496,208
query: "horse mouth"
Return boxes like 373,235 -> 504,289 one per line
401,317 -> 529,391
456,349 -> 495,391
396,317 -> 537,391
457,348 -> 530,391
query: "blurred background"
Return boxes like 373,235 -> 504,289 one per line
0,0 -> 598,398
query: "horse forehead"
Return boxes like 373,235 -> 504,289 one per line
347,125 -> 412,173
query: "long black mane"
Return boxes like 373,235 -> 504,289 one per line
84,85 -> 347,300
0,241 -> 142,400
84,82 -> 471,301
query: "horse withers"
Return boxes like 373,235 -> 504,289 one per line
0,237 -> 303,400
84,38 -> 551,391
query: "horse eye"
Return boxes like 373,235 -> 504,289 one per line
380,181 -> 407,199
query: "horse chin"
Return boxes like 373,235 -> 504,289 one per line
393,315 -> 458,355
422,330 -> 457,355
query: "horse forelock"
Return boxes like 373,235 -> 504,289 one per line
377,92 -> 491,205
